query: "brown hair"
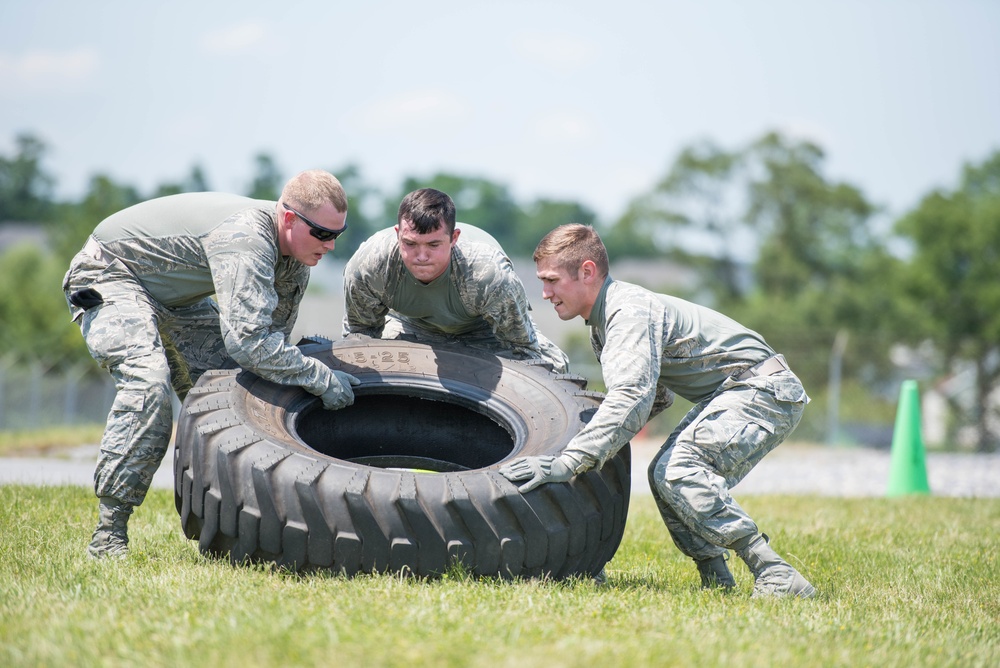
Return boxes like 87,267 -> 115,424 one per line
281,169 -> 348,213
533,224 -> 609,278
397,188 -> 457,235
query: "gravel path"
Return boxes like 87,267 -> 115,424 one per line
630,440 -> 999,497
2,440 -> 997,498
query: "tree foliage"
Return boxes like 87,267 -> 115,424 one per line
0,243 -> 84,362
615,141 -> 745,294
2,130 -> 997,450
0,133 -> 55,222
514,198 -> 599,258
617,132 -> 888,394
892,151 -> 1000,451
321,162 -> 382,258
736,133 -> 889,384
246,153 -> 283,201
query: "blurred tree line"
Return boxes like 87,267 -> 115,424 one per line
1,131 -> 998,451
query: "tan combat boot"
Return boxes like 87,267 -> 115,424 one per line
87,496 -> 133,559
695,552 -> 736,589
735,534 -> 816,598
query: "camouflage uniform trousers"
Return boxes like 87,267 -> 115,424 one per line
69,275 -> 231,507
647,369 -> 807,560
380,314 -> 570,373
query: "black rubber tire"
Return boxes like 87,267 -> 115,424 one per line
173,337 -> 630,579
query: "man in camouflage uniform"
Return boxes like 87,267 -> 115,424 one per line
500,224 -> 816,598
342,188 -> 568,372
63,169 -> 359,559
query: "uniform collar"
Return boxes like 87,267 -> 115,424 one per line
585,275 -> 614,326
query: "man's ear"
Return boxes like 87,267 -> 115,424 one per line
279,208 -> 295,231
451,226 -> 461,245
580,259 -> 599,282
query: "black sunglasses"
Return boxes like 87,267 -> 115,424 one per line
282,202 -> 347,241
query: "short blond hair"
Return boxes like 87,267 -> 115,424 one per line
533,224 -> 609,278
281,169 -> 348,213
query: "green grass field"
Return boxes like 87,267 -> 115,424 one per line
1,485 -> 997,667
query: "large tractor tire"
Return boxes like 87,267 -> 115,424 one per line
173,337 -> 630,579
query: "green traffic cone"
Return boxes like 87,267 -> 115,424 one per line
886,380 -> 931,497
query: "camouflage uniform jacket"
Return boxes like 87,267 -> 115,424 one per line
342,226 -> 550,361
63,192 -> 336,396
562,276 -> 777,473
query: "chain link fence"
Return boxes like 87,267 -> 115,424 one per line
0,356 -> 117,430
2,348 -> 990,451
0,355 -> 180,431
0,348 -> 881,445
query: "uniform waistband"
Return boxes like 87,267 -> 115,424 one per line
735,355 -> 788,381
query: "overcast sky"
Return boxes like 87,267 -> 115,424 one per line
2,1 -> 997,223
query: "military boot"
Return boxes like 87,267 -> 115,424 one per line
695,553 -> 736,589
87,496 -> 133,559
735,533 -> 816,599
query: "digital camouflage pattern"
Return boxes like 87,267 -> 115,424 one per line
564,276 -> 809,558
342,225 -> 569,372
63,193 -> 343,506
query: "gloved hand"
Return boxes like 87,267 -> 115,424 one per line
499,455 -> 575,493
320,370 -> 361,410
